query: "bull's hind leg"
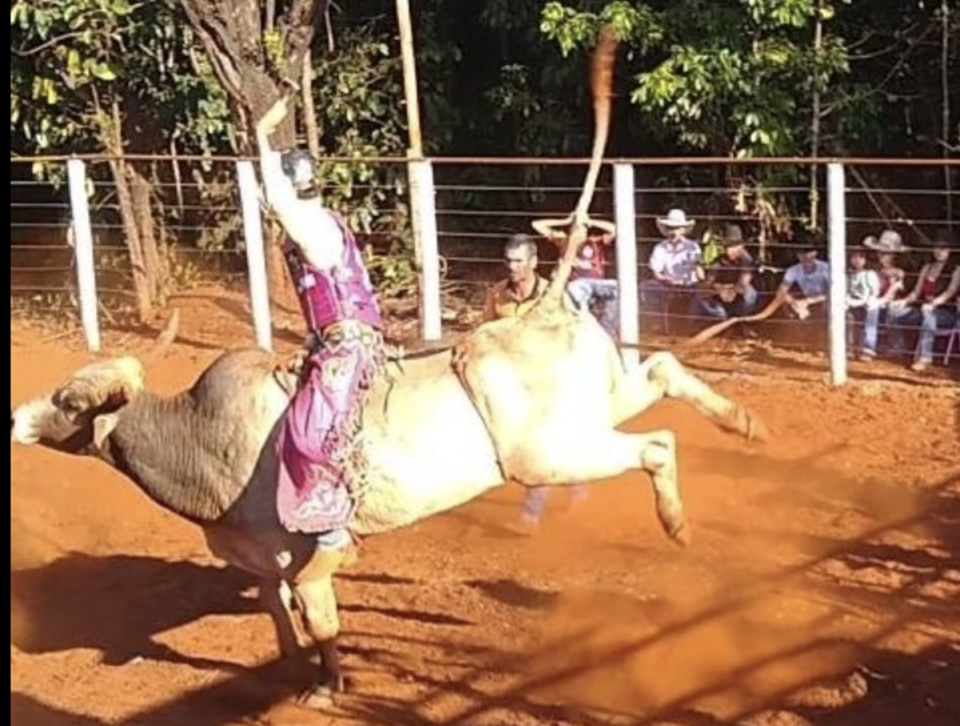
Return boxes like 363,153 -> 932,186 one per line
291,548 -> 354,708
637,352 -> 768,441
261,577 -> 304,659
518,428 -> 688,545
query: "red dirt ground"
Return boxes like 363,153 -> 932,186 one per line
10,291 -> 960,726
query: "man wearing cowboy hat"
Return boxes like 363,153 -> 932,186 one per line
640,208 -> 704,331
863,229 -> 908,306
700,223 -> 758,321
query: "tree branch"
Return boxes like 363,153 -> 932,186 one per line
180,0 -> 247,107
13,30 -> 107,57
278,0 -> 329,84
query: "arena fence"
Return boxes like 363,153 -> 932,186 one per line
10,154 -> 960,386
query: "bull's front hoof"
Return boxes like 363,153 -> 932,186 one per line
746,414 -> 771,442
656,502 -> 691,548
668,521 -> 692,548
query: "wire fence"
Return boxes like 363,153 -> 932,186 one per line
10,155 -> 960,379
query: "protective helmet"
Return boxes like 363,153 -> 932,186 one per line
280,149 -> 317,189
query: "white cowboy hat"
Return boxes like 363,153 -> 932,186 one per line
863,229 -> 907,253
656,208 -> 696,233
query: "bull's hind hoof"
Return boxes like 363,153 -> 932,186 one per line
298,682 -> 343,710
298,673 -> 346,710
299,686 -> 335,710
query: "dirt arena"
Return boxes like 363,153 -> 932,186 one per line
10,292 -> 960,726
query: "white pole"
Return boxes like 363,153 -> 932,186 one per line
396,0 -> 426,269
66,158 -> 101,353
412,159 -> 442,341
236,160 -> 273,351
827,161 -> 847,386
613,162 -> 640,373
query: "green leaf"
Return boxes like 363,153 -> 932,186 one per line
67,48 -> 82,77
92,63 -> 117,81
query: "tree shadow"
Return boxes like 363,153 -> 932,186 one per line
340,602 -> 473,627
10,693 -> 109,726
333,474 -> 960,726
339,571 -> 419,586
10,553 -> 259,668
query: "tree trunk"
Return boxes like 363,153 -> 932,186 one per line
102,98 -> 152,322
108,158 -> 151,321
809,0 -> 824,231
942,0 -> 953,228
130,163 -> 166,307
178,0 -> 329,317
302,48 -> 321,160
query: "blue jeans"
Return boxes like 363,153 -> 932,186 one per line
917,307 -> 958,363
568,278 -> 619,336
847,305 -> 882,357
885,306 -> 920,357
639,280 -> 701,331
521,485 -> 588,523
887,305 -> 958,363
699,286 -> 759,320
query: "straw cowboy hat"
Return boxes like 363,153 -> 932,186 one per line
656,208 -> 696,236
863,229 -> 907,253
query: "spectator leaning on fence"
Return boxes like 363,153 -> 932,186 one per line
482,232 -> 588,530
699,223 -> 759,322
640,208 -> 703,330
778,235 -> 830,322
845,243 -> 883,360
886,229 -> 960,372
482,233 -> 549,322
534,218 -> 619,338
866,229 -> 908,306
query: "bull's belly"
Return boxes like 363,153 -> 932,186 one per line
350,385 -> 504,535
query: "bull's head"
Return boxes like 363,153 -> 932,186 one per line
10,310 -> 179,455
10,356 -> 146,454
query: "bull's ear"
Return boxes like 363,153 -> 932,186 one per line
92,412 -> 121,451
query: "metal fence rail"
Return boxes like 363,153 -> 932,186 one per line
10,155 -> 960,383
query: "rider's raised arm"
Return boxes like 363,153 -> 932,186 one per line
255,99 -> 345,270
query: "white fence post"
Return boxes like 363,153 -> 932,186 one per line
827,161 -> 848,386
411,159 -> 442,342
66,158 -> 101,353
236,160 -> 273,351
613,162 -> 640,373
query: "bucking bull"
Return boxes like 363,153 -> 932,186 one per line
10,28 -> 768,708
10,300 -> 767,706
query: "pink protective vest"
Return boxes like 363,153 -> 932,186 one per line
282,213 -> 383,332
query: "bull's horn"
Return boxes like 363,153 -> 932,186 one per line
141,308 -> 180,365
54,357 -> 146,411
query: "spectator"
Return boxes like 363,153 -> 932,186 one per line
483,234 -> 549,321
699,223 -> 759,322
640,208 -> 703,330
845,244 -> 882,359
778,237 -> 830,322
483,232 -> 588,528
865,229 -> 908,306
533,219 -> 620,338
567,221 -> 619,338
886,230 -> 960,371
